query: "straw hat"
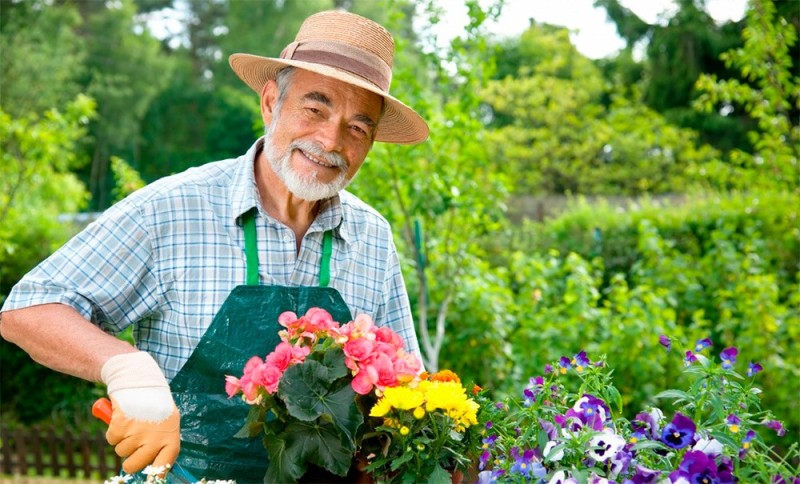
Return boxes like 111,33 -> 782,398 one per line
229,10 -> 429,145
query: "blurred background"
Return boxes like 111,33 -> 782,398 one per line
1,0 -> 798,478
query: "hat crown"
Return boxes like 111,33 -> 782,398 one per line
294,11 -> 395,71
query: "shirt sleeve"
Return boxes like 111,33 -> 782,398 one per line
1,199 -> 161,334
382,237 -> 422,361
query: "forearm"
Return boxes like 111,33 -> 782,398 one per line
0,303 -> 136,382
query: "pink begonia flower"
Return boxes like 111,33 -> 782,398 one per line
305,307 -> 337,332
267,341 -> 311,371
375,326 -> 403,349
278,311 -> 299,327
393,351 -> 423,382
250,362 -> 283,395
224,375 -> 241,398
344,338 -> 376,371
351,368 -> 375,395
336,313 -> 378,344
372,352 -> 398,390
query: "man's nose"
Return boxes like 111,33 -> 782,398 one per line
315,120 -> 345,154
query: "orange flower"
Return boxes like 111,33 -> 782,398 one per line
472,384 -> 483,394
430,369 -> 461,384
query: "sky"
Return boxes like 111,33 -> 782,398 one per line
431,0 -> 749,59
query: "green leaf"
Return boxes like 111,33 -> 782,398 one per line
390,450 -> 414,471
653,389 -> 691,402
267,419 -> 354,480
427,464 -> 451,484
263,433 -> 304,483
631,439 -> 671,452
709,430 -> 739,449
279,360 -> 364,442
233,405 -> 266,438
321,346 -> 349,380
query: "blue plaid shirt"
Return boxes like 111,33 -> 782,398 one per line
2,138 -> 420,380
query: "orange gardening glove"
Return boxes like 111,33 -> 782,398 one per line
100,352 -> 181,475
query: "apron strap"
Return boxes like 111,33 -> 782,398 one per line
241,208 -> 333,288
320,230 -> 332,288
243,209 -> 259,286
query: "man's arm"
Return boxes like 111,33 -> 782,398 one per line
0,303 -> 136,381
0,303 -> 180,474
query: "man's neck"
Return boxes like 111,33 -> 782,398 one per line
254,149 -> 320,252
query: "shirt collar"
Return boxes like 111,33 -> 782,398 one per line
231,137 -> 351,244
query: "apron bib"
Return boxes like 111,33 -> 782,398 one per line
170,209 -> 352,482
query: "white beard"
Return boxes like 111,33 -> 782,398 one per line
264,127 -> 351,202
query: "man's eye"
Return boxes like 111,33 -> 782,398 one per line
306,107 -> 322,115
350,125 -> 368,137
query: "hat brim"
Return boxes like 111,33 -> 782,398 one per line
229,53 -> 429,145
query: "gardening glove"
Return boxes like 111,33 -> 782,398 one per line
100,351 -> 181,475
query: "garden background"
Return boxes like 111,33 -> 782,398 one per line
1,0 -> 798,468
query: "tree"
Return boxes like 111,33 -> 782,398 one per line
483,21 -> 719,196
0,95 -> 99,424
0,1 -> 86,117
693,0 -> 800,191
351,0 -> 514,379
77,0 -> 174,209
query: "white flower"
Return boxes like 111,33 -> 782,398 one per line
103,476 -> 133,484
548,470 -> 578,484
587,432 -> 626,462
693,436 -> 723,456
543,440 -> 565,461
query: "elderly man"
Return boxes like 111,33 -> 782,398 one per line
0,10 -> 427,482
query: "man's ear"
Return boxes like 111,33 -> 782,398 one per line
260,80 -> 279,126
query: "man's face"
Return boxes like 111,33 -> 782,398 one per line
261,69 -> 384,201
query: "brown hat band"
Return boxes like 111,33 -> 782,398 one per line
280,40 -> 392,92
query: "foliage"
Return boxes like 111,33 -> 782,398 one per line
0,95 -> 100,425
0,1 -> 86,117
692,0 -> 800,192
483,22 -> 719,196
495,192 -> 800,449
475,347 -> 799,482
111,157 -> 147,203
351,0 -> 511,373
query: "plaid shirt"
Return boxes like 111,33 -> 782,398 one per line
2,138 -> 420,380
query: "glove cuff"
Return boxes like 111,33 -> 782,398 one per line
101,351 -> 169,394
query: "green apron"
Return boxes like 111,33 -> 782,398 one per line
170,209 -> 352,482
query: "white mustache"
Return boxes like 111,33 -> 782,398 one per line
291,139 -> 347,170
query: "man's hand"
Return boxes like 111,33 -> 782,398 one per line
101,352 -> 180,474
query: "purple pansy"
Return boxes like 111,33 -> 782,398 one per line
479,450 -> 491,470
748,361 -> 763,377
695,338 -> 713,352
684,350 -> 698,367
764,420 -> 786,437
720,347 -> 738,369
544,363 -> 554,374
559,356 -> 572,374
476,469 -> 505,484
632,409 -> 663,440
669,450 -> 720,483
661,412 -> 696,449
573,350 -> 591,370
523,387 -> 536,407
726,414 -> 741,432
658,335 -> 671,351
627,465 -> 662,483
509,447 -> 537,477
739,429 -> 756,459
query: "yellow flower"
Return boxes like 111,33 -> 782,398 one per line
370,385 -> 425,417
423,381 -> 479,432
400,426 -> 410,436
413,406 -> 426,419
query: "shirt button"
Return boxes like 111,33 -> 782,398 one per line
283,235 -> 291,242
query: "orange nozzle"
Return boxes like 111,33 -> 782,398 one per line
92,397 -> 113,425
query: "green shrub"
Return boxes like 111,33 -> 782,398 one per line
488,191 -> 800,449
